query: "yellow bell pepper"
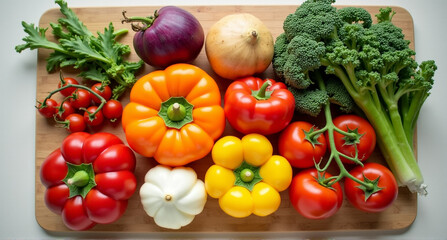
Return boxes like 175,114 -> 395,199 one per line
204,134 -> 293,218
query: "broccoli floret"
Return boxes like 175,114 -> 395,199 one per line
273,0 -> 436,195
338,7 -> 372,28
288,87 -> 328,117
283,0 -> 343,42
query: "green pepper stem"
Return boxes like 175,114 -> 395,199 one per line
253,80 -> 272,100
66,170 -> 89,187
167,102 -> 186,122
240,169 -> 255,183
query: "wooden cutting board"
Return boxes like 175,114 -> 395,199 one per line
34,5 -> 417,233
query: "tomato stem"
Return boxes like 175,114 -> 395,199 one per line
312,71 -> 374,190
42,82 -> 107,121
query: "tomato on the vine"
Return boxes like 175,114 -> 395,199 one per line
37,98 -> 58,118
278,121 -> 327,168
103,100 -> 123,121
344,162 -> 398,213
331,114 -> 376,164
83,106 -> 104,127
64,113 -> 86,133
70,89 -> 91,109
91,83 -> 112,104
58,77 -> 79,97
289,168 -> 343,219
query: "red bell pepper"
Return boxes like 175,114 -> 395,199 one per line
224,76 -> 295,135
40,132 -> 137,231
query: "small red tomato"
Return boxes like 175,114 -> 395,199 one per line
58,77 -> 79,97
91,83 -> 112,104
331,114 -> 376,164
70,89 -> 91,109
103,100 -> 123,121
289,168 -> 343,219
56,101 -> 75,120
37,98 -> 58,118
344,162 -> 398,213
83,106 -> 104,127
65,113 -> 86,133
278,121 -> 327,168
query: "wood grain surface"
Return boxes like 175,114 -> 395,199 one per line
35,5 -> 417,233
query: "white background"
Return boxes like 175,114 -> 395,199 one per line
1,0 -> 446,239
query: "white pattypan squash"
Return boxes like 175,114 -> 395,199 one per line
140,165 -> 207,229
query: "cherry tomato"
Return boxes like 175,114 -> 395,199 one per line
56,101 -> 75,120
65,113 -> 86,133
70,89 -> 91,109
102,100 -> 123,120
83,106 -> 104,127
278,121 -> 327,168
331,114 -> 376,164
289,168 -> 343,219
37,98 -> 58,118
344,163 -> 398,213
91,83 -> 112,104
58,77 -> 79,97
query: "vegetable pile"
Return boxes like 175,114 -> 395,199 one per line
19,0 -> 436,232
272,0 -> 436,195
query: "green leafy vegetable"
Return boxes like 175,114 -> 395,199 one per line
15,0 -> 143,99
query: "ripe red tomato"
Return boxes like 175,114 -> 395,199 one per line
65,113 -> 86,133
344,162 -> 398,213
83,106 -> 104,127
58,77 -> 79,97
289,168 -> 343,219
102,100 -> 123,120
331,114 -> 376,164
278,121 -> 327,168
91,83 -> 112,104
37,98 -> 58,118
70,89 -> 91,109
56,101 -> 75,120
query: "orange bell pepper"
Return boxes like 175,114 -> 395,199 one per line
122,63 -> 225,166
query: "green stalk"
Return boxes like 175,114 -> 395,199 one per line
331,66 -> 426,195
355,90 -> 426,195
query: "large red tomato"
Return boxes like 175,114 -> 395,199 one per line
289,168 -> 343,219
344,162 -> 398,213
40,132 -> 137,231
278,121 -> 327,168
331,114 -> 376,164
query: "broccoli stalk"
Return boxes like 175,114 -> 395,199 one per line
273,0 -> 435,195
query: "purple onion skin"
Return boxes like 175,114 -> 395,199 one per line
133,6 -> 204,68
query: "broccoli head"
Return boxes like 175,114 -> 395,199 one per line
272,0 -> 436,194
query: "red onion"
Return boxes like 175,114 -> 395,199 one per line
122,6 -> 204,68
